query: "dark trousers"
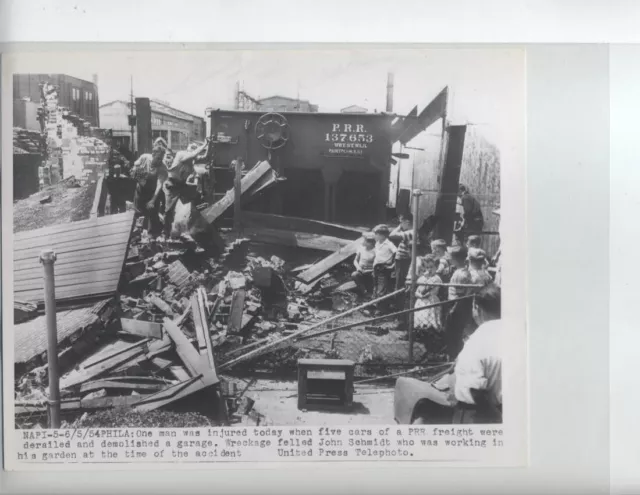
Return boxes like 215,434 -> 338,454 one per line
395,257 -> 411,291
352,270 -> 374,295
444,298 -> 474,359
106,177 -> 128,214
453,401 -> 502,424
395,257 -> 411,318
134,185 -> 163,237
373,265 -> 393,311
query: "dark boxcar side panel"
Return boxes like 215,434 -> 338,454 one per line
209,110 -> 393,226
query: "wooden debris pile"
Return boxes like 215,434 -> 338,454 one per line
14,222 -> 339,427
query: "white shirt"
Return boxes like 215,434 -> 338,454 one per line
454,319 -> 502,406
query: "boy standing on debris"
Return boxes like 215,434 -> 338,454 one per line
431,239 -> 452,303
352,233 -> 376,296
431,239 -> 452,282
468,248 -> 493,287
389,213 -> 414,292
444,246 -> 475,359
372,224 -> 397,313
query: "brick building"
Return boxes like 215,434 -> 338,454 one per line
13,73 -> 100,128
99,99 -> 206,152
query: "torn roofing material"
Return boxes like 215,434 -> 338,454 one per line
14,298 -> 112,366
14,211 -> 135,305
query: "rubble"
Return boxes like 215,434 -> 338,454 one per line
15,207 -> 427,429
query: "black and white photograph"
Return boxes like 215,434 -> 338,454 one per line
3,48 -> 526,465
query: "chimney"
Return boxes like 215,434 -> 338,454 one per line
92,73 -> 98,87
386,72 -> 394,113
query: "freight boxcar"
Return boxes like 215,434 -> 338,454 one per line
208,110 -> 395,227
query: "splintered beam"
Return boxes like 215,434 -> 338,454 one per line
201,160 -> 273,224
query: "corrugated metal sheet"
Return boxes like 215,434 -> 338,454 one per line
14,299 -> 110,365
14,212 -> 135,305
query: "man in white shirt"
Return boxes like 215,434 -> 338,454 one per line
452,283 -> 502,424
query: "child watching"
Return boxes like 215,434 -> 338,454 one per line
372,224 -> 397,313
445,245 -> 475,359
468,248 -> 493,287
414,254 -> 443,332
389,213 -> 413,292
351,233 -> 376,295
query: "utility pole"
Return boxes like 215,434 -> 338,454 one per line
408,189 -> 422,364
40,249 -> 61,428
129,75 -> 135,155
386,72 -> 394,113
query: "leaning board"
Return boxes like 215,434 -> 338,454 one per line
14,211 -> 135,305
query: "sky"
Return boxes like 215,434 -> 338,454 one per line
7,48 -> 525,154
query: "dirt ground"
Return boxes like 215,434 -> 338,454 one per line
230,378 -> 396,426
13,181 -> 96,233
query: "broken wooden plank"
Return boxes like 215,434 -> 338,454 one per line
147,294 -> 175,317
163,318 -> 214,378
83,339 -> 150,369
149,356 -> 174,371
121,318 -> 163,339
201,160 -> 272,224
169,366 -> 191,382
297,275 -> 326,295
242,167 -> 280,198
297,237 -> 364,283
80,377 -> 167,394
132,372 -> 219,412
228,289 -> 246,335
191,293 -> 209,354
61,341 -> 150,390
198,288 -> 217,371
244,227 -> 352,252
243,211 -> 365,240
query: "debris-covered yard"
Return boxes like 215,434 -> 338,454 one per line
13,179 -> 97,233
14,199 -> 441,429
13,134 -> 494,431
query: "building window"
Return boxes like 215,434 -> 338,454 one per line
152,130 -> 168,142
72,88 -> 80,101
